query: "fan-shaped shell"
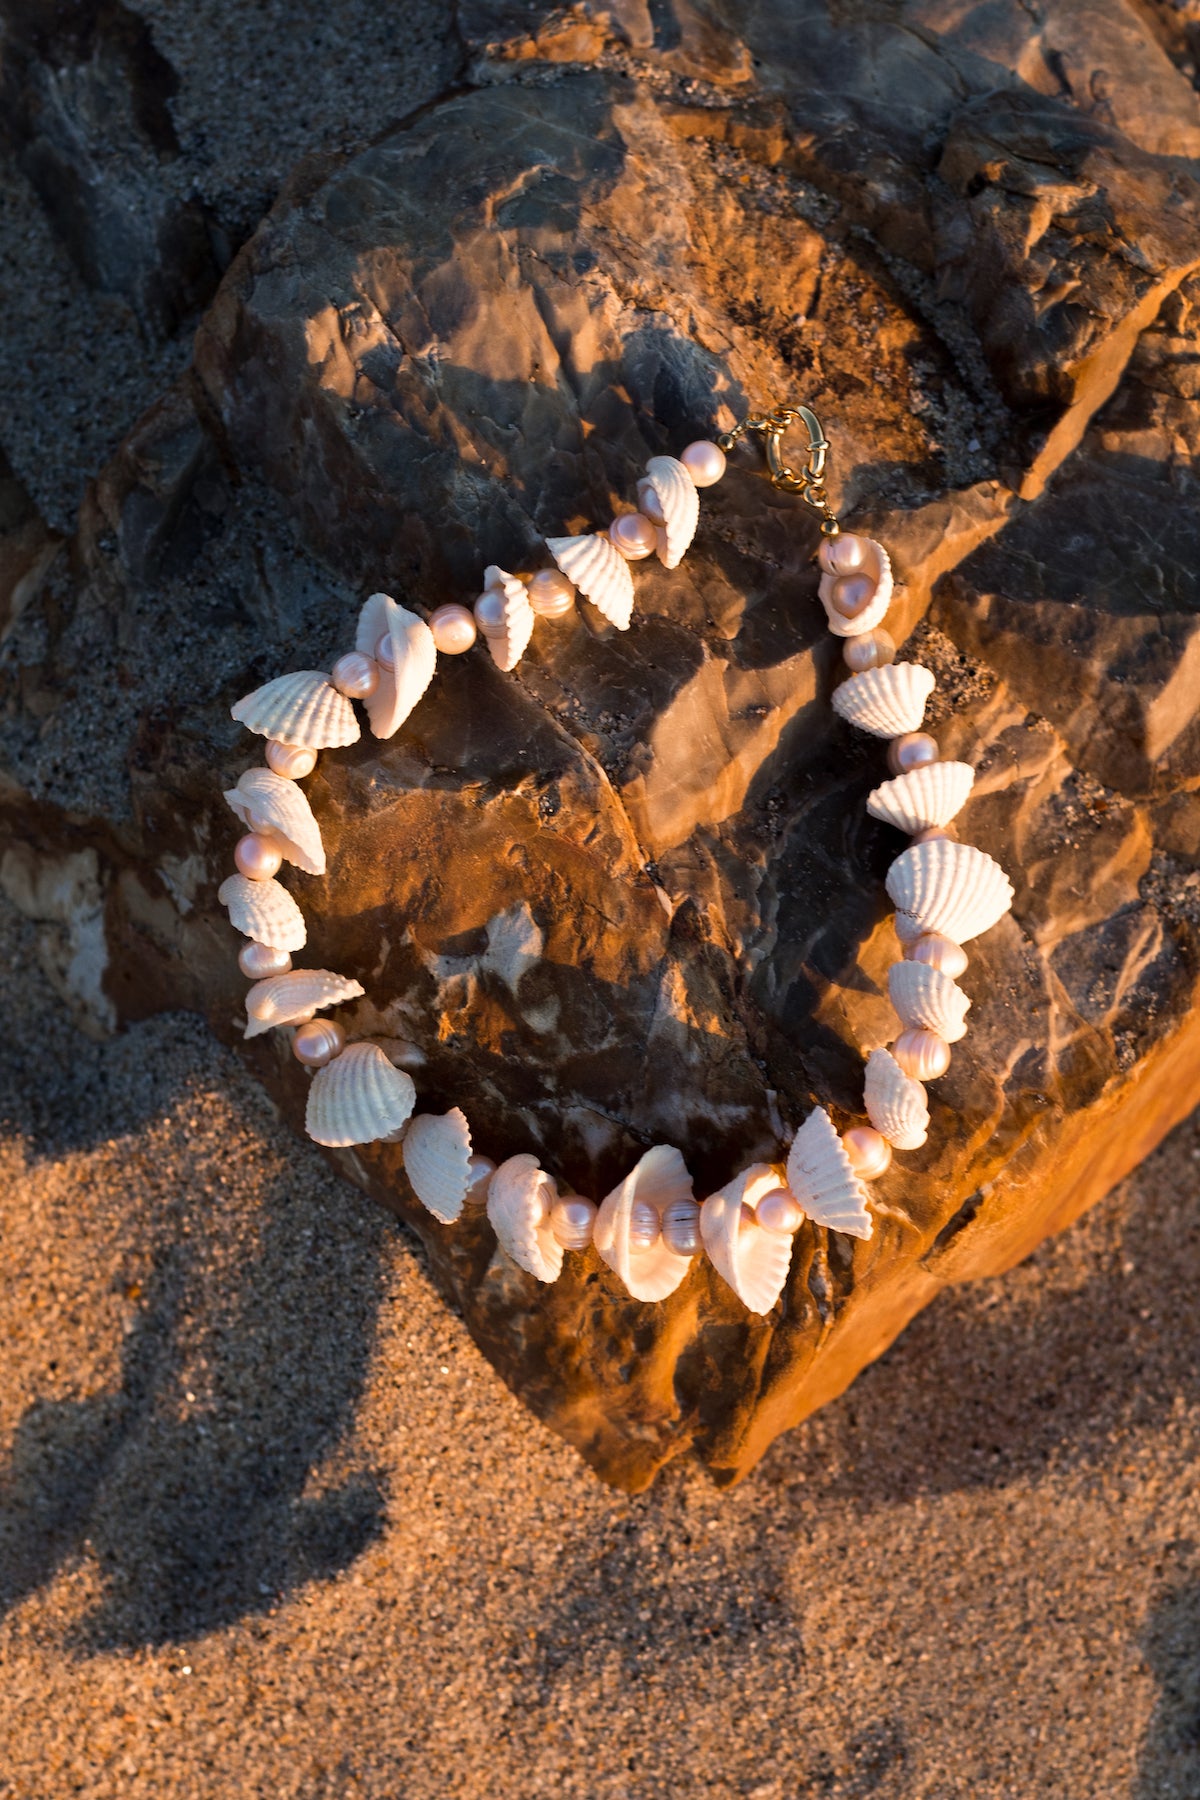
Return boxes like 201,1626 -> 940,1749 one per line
888,960 -> 970,1044
486,1153 -> 563,1283
886,839 -> 1014,945
480,565 -> 535,672
785,1107 -> 873,1240
546,534 -> 634,630
818,536 -> 892,637
224,767 -> 326,875
355,592 -> 437,739
700,1164 -> 795,1315
218,872 -> 307,952
593,1144 -> 696,1302
243,968 -> 364,1039
867,760 -> 975,834
639,455 -> 699,569
305,1041 -> 415,1147
402,1108 -> 472,1223
832,663 -> 936,738
864,1048 -> 929,1150
231,671 -> 359,749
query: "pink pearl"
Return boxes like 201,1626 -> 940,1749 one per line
629,1199 -> 660,1250
464,1154 -> 496,1205
893,1027 -> 951,1081
911,825 -> 952,845
756,1189 -> 804,1234
527,569 -> 575,618
843,629 -> 896,673
842,1126 -> 892,1180
550,1194 -> 597,1250
374,632 -> 396,669
905,934 -> 968,979
234,832 -> 283,881
680,440 -> 726,487
609,512 -> 658,560
636,478 -> 667,526
331,651 -> 379,700
887,732 -> 939,777
473,589 -> 507,636
818,533 -> 868,576
830,572 -> 877,620
238,940 -> 292,979
292,1019 -> 346,1067
265,740 -> 317,780
661,1198 -> 700,1256
429,603 -> 477,654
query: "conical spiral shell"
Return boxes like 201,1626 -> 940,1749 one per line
243,968 -> 364,1039
546,533 -> 634,630
832,663 -> 935,738
480,566 -> 535,672
594,1144 -> 696,1302
887,961 -> 970,1044
224,767 -> 326,875
355,592 -> 436,738
864,1048 -> 929,1150
218,872 -> 307,952
867,760 -> 975,834
785,1107 -> 873,1240
487,1153 -> 563,1283
402,1108 -> 473,1223
818,536 -> 892,637
231,671 -> 359,749
700,1164 -> 795,1315
886,839 -> 1014,945
305,1041 -> 415,1147
640,455 -> 699,569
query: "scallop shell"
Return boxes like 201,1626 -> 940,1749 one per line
886,839 -> 1014,944
243,968 -> 364,1040
355,592 -> 437,739
864,1048 -> 929,1151
867,760 -> 975,834
231,671 -> 359,749
593,1144 -> 696,1302
546,533 -> 635,630
832,663 -> 936,738
480,565 -> 535,672
486,1153 -> 563,1283
785,1107 -> 873,1240
639,456 -> 699,569
305,1041 -> 416,1147
218,872 -> 307,952
700,1164 -> 795,1315
887,960 -> 970,1044
402,1107 -> 472,1223
224,768 -> 326,876
818,537 -> 893,637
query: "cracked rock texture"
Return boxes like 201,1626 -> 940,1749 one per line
3,0 -> 1200,1489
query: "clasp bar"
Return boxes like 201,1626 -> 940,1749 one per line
717,404 -> 839,534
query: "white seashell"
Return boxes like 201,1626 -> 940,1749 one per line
700,1164 -> 795,1315
639,456 -> 699,569
546,534 -> 635,631
867,760 -> 975,834
402,1107 -> 473,1223
487,1153 -> 563,1283
888,961 -> 970,1044
593,1144 -> 696,1302
231,671 -> 359,749
785,1107 -> 873,1240
218,872 -> 307,952
832,663 -> 936,738
864,1048 -> 929,1151
305,1041 -> 416,1147
479,565 -> 535,672
355,592 -> 436,739
818,536 -> 892,637
886,839 -> 1014,945
224,768 -> 326,876
243,968 -> 364,1039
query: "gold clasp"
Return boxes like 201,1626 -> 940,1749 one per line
717,404 -> 839,534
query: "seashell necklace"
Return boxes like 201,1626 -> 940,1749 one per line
221,405 -> 1014,1316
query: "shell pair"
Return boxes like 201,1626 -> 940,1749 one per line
224,768 -> 326,875
818,536 -> 892,638
546,451 -> 700,632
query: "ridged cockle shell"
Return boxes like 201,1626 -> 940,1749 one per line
487,1154 -> 563,1283
244,968 -> 364,1039
888,961 -> 970,1044
886,839 -> 1014,945
546,534 -> 634,630
700,1164 -> 795,1315
867,760 -> 975,834
231,671 -> 359,749
832,663 -> 935,738
355,592 -> 436,738
403,1108 -> 473,1223
305,1041 -> 415,1147
479,566 -> 535,672
864,1048 -> 929,1150
638,456 -> 699,569
218,872 -> 307,952
594,1145 -> 696,1301
785,1107 -> 873,1240
224,767 -> 326,875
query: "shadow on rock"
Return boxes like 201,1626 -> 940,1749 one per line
1133,1566 -> 1200,1799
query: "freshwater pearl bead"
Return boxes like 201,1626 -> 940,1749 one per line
893,1027 -> 951,1081
905,933 -> 968,979
830,572 -> 877,620
661,1197 -> 700,1256
464,1154 -> 496,1205
609,512 -> 658,560
842,1126 -> 892,1180
756,1189 -> 804,1235
818,532 -> 868,576
238,940 -> 292,980
474,588 -> 508,636
292,1019 -> 346,1068
911,825 -> 952,845
629,1199 -> 661,1251
331,651 -> 379,700
843,628 -> 896,673
681,439 -> 726,486
637,478 -> 667,526
527,569 -> 575,618
265,740 -> 317,780
887,732 -> 939,776
429,603 -> 477,654
550,1194 -> 597,1250
374,632 -> 396,668
234,832 -> 283,881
